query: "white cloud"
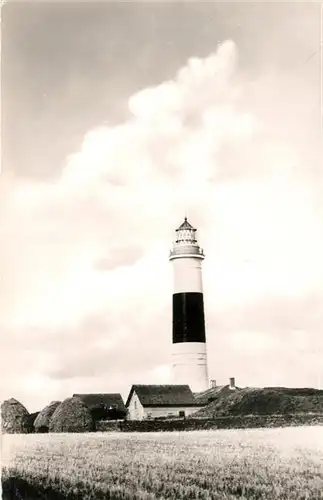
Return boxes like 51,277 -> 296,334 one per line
1,39 -> 323,410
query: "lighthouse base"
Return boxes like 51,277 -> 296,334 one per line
172,342 -> 209,393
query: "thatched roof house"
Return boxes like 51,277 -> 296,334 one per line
49,397 -> 94,433
126,384 -> 201,406
1,398 -> 32,434
194,385 -> 229,405
194,387 -> 323,418
34,401 -> 61,433
73,393 -> 127,420
126,385 -> 203,420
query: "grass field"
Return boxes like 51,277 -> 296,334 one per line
2,427 -> 323,499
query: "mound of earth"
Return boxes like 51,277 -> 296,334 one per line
193,387 -> 323,418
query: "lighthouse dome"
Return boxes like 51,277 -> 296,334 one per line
176,217 -> 196,231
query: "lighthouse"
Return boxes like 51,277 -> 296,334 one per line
169,218 -> 209,392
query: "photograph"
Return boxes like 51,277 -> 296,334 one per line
1,1 -> 323,498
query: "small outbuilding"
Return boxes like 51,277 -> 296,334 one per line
125,384 -> 204,420
1,398 -> 32,434
73,393 -> 127,421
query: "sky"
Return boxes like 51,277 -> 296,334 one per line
1,1 -> 323,412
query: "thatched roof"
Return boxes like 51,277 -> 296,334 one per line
1,398 -> 32,434
126,385 -> 201,407
73,393 -> 126,411
193,387 -> 323,418
34,401 -> 61,432
49,397 -> 94,433
194,385 -> 239,405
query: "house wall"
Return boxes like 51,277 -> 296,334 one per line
127,391 -> 145,420
144,406 -> 203,419
128,404 -> 203,420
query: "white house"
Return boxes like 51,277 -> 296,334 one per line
125,384 -> 204,420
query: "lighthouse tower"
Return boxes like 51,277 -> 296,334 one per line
169,218 -> 209,392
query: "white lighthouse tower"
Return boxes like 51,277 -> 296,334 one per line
169,218 -> 209,393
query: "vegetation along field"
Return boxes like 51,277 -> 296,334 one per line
2,427 -> 323,500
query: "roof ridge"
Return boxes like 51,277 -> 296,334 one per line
127,384 -> 198,408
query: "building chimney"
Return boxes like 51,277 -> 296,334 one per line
210,379 -> 217,388
229,377 -> 236,390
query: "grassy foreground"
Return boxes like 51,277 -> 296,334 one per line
2,427 -> 323,499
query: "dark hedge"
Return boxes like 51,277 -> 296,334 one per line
96,413 -> 323,432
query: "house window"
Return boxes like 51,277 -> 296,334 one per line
134,401 -> 137,409
179,411 -> 185,418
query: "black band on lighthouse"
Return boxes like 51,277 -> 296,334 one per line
172,292 -> 206,344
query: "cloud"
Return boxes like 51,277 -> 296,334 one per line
1,39 -> 323,410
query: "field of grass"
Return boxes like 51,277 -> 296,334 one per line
2,427 -> 323,499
